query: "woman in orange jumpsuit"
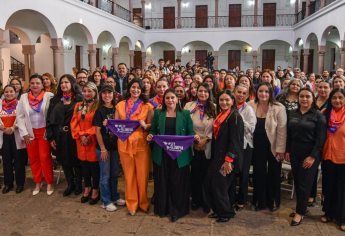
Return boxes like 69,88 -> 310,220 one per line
115,78 -> 153,215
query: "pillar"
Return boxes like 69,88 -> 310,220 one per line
129,50 -> 135,68
320,0 -> 325,8
141,0 -> 145,27
88,44 -> 97,72
129,0 -> 133,22
318,46 -> 326,74
295,0 -> 299,14
306,0 -> 310,17
112,47 -> 119,68
253,0 -> 258,27
177,0 -> 182,28
0,29 -> 11,86
176,51 -> 182,60
51,38 -> 65,79
22,45 -> 36,79
141,51 -> 146,69
340,40 -> 345,69
252,50 -> 258,68
213,51 -> 219,70
215,0 -> 219,27
292,51 -> 299,69
303,49 -> 310,73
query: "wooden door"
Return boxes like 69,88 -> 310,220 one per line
262,49 -> 275,70
196,5 -> 208,28
301,2 -> 306,19
75,45 -> 81,70
263,3 -> 276,26
163,50 -> 175,64
229,4 -> 241,27
96,48 -> 100,68
133,8 -> 143,27
228,50 -> 241,70
134,51 -> 142,68
330,48 -> 336,70
195,50 -> 208,67
163,7 -> 175,29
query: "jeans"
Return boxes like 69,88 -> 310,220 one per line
96,148 -> 120,205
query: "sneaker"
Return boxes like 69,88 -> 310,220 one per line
102,203 -> 117,212
115,198 -> 126,206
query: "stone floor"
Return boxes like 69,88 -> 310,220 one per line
0,169 -> 343,236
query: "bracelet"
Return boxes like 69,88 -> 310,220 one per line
100,150 -> 107,153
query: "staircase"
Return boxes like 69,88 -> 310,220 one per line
10,56 -> 25,79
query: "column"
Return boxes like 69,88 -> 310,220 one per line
295,0 -> 299,14
318,46 -> 326,74
141,51 -> 146,69
303,49 -> 310,74
22,45 -> 36,77
292,51 -> 299,69
129,50 -> 135,68
215,0 -> 219,27
213,51 -> 219,70
306,0 -> 310,17
88,44 -> 97,72
0,29 -> 11,86
340,40 -> 345,69
176,51 -> 182,60
51,38 -> 65,79
253,0 -> 258,27
129,0 -> 133,22
141,0 -> 145,27
252,50 -> 258,68
177,0 -> 182,28
320,0 -> 325,8
112,47 -> 119,67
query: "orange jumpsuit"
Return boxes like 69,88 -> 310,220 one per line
116,100 -> 153,213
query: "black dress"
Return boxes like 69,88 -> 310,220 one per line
252,117 -> 282,210
153,117 -> 190,218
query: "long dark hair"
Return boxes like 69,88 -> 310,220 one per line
98,89 -> 116,109
196,83 -> 216,118
9,77 -> 24,99
90,70 -> 104,86
216,89 -> 236,114
161,88 -> 182,111
297,87 -> 317,110
56,74 -> 82,99
324,88 -> 345,123
123,78 -> 149,103
255,82 -> 278,105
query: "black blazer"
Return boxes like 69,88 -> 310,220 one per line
115,75 -> 128,94
210,109 -> 244,174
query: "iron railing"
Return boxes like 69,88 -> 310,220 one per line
10,57 -> 25,80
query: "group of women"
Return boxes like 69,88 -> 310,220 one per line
0,65 -> 344,231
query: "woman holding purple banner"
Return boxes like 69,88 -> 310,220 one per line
115,78 -> 153,216
203,89 -> 244,223
147,88 -> 200,222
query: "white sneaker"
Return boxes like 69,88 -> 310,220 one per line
105,203 -> 117,212
115,198 -> 126,206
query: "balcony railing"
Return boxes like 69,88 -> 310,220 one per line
144,14 -> 296,30
80,0 -> 131,22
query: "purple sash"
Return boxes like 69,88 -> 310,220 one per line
152,135 -> 195,160
106,119 -> 140,141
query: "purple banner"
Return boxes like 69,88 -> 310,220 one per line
107,119 -> 140,142
152,135 -> 195,160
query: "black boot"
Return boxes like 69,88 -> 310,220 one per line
63,184 -> 75,197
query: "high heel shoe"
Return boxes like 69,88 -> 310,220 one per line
81,192 -> 91,203
89,194 -> 100,205
32,188 -> 40,196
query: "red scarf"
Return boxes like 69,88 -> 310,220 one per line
153,95 -> 163,106
62,91 -> 72,102
328,106 -> 345,134
237,102 -> 245,112
2,99 -> 18,114
28,91 -> 44,112
125,98 -> 143,120
213,109 -> 231,139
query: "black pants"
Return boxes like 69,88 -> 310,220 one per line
309,168 -> 319,200
81,161 -> 100,189
1,134 -> 28,187
191,149 -> 210,208
252,144 -> 281,209
290,143 -> 319,215
63,164 -> 82,188
322,160 -> 345,225
236,147 -> 253,205
153,153 -> 190,218
204,169 -> 236,218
